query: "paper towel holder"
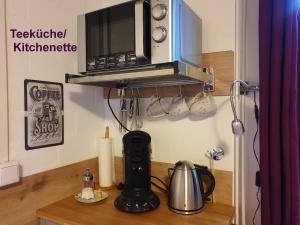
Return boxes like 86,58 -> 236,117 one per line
104,126 -> 109,139
98,126 -> 116,190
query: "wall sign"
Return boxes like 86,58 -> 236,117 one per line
24,79 -> 64,150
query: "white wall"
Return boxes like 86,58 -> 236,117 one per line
6,0 -> 108,176
103,0 -> 236,172
0,0 -> 9,163
105,97 -> 234,171
185,0 -> 235,53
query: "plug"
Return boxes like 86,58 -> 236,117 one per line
255,171 -> 260,187
0,161 -> 20,187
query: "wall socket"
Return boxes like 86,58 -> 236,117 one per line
0,161 -> 20,187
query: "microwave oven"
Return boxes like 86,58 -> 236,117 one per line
77,0 -> 202,74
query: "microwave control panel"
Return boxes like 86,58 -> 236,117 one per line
87,52 -> 137,71
151,0 -> 172,65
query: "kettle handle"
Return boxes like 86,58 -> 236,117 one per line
168,168 -> 174,178
194,164 -> 215,200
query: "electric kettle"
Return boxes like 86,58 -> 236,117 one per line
168,161 -> 215,214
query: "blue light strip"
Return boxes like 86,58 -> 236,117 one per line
172,0 -> 180,61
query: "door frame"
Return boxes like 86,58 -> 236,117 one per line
234,0 -> 260,224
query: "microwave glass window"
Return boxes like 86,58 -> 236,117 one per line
109,2 -> 135,54
86,2 -> 135,58
86,11 -> 105,57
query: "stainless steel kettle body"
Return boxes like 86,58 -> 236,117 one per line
168,161 -> 215,215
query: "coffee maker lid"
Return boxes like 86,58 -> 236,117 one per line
123,131 -> 151,145
174,161 -> 195,171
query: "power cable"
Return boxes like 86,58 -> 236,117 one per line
252,91 -> 260,225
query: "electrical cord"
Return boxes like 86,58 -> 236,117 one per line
107,88 -> 131,132
151,182 -> 168,193
253,91 -> 260,167
252,91 -> 261,225
151,176 -> 168,193
252,187 -> 261,225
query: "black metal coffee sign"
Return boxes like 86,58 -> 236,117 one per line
29,85 -> 61,101
24,79 -> 64,150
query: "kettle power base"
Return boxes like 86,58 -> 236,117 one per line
168,206 -> 203,215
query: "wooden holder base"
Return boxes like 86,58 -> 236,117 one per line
97,183 -> 116,191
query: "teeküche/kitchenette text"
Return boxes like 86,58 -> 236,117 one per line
10,28 -> 77,52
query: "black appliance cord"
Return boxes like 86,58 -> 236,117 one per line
151,182 -> 168,193
252,91 -> 260,225
107,88 -> 131,132
151,176 -> 168,193
116,180 -> 168,193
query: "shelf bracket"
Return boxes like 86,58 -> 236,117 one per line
202,67 -> 215,92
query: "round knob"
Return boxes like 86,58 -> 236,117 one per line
152,27 -> 167,43
152,4 -> 167,20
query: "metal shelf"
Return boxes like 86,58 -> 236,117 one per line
65,61 -> 213,89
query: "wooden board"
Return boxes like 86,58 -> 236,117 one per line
213,170 -> 233,205
37,189 -> 234,225
103,51 -> 234,98
0,158 -> 98,225
114,157 -> 233,206
202,51 -> 234,96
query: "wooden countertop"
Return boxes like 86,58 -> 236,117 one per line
37,189 -> 234,225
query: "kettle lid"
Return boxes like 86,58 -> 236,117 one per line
174,161 -> 195,170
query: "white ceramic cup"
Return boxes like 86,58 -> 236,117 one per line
188,92 -> 217,116
146,96 -> 170,118
168,96 -> 189,117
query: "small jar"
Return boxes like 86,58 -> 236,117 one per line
81,169 -> 95,200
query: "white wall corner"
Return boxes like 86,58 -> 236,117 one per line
0,0 -> 9,163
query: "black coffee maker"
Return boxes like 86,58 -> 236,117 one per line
114,131 -> 160,213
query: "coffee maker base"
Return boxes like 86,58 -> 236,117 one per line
114,192 -> 160,213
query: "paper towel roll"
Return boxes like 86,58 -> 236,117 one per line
98,138 -> 114,187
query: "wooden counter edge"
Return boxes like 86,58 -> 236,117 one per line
36,195 -> 235,225
37,208 -> 73,225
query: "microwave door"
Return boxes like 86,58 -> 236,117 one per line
78,1 -> 151,74
108,2 -> 135,55
77,14 -> 86,73
108,0 -> 151,63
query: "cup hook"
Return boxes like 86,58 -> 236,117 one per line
155,86 -> 160,98
178,86 -> 183,98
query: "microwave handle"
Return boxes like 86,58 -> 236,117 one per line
135,0 -> 146,58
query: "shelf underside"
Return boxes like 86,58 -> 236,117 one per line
66,62 -> 207,88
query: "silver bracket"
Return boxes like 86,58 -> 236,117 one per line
117,88 -> 126,97
203,67 -> 215,92
240,83 -> 259,95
